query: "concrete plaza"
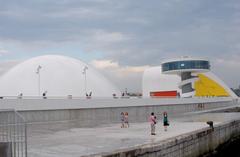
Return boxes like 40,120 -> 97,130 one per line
27,112 -> 240,157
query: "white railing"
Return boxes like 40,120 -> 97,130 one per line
0,95 -> 234,100
0,95 -> 137,100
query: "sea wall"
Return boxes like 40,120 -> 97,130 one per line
90,119 -> 240,157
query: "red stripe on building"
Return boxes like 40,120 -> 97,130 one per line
150,91 -> 177,98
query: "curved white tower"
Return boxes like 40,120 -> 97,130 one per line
161,57 -> 210,97
0,55 -> 120,97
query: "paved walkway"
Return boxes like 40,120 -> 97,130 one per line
27,112 -> 240,157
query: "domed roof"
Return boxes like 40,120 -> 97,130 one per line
0,55 -> 120,97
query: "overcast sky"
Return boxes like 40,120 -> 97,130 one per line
0,0 -> 240,92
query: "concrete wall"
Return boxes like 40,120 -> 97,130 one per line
0,97 -> 233,127
0,97 -> 237,128
0,97 -> 235,111
91,119 -> 240,157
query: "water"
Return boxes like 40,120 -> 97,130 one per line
205,136 -> 240,157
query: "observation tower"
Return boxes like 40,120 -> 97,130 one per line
161,57 -> 210,97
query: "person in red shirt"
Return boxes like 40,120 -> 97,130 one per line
124,112 -> 129,128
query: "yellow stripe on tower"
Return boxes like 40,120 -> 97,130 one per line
194,74 -> 229,97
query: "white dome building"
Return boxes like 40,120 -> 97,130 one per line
0,55 -> 120,97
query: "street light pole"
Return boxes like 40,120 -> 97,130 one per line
36,65 -> 42,96
82,66 -> 88,95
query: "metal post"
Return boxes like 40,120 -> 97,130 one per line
36,65 -> 42,96
85,71 -> 87,94
83,66 -> 88,95
38,71 -> 40,96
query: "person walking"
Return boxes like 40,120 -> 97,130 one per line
124,112 -> 129,128
120,112 -> 125,128
163,112 -> 169,131
149,112 -> 157,135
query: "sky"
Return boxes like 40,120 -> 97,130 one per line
0,0 -> 240,92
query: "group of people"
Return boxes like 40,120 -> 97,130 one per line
120,112 -> 129,128
120,111 -> 169,135
149,112 -> 169,135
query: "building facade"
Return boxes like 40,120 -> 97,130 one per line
142,57 -> 237,98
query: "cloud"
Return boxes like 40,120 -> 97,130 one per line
0,1 -> 239,64
91,59 -> 150,91
0,0 -> 240,90
91,59 -> 149,74
0,48 -> 8,56
91,59 -> 119,69
91,31 -> 129,43
211,55 -> 240,88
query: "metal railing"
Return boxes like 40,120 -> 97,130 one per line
0,109 -> 27,157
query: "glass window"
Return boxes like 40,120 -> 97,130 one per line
162,60 -> 210,72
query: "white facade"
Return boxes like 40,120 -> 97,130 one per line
0,55 -> 120,97
142,66 -> 181,97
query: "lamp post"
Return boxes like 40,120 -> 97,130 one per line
82,66 -> 88,95
36,65 -> 42,96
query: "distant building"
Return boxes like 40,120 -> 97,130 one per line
142,57 -> 237,98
